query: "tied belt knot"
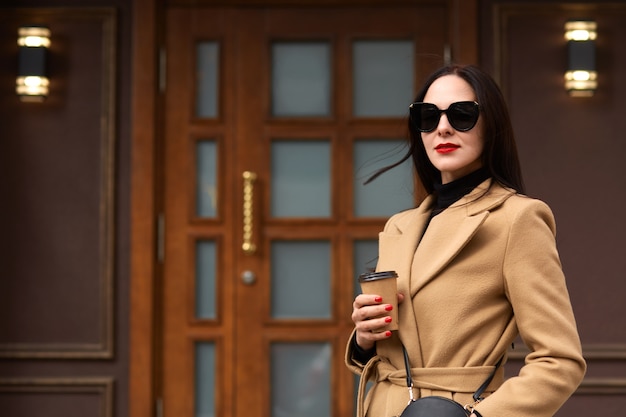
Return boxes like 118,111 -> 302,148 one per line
356,356 -> 504,417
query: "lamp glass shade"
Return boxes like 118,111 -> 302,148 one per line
16,26 -> 50,101
565,21 -> 597,41
18,27 -> 51,47
564,20 -> 597,97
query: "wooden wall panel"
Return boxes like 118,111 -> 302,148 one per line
0,8 -> 116,359
489,2 -> 626,410
0,378 -> 113,417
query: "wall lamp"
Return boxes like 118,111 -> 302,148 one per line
564,20 -> 596,97
17,26 -> 51,102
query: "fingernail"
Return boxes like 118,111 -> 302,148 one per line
385,331 -> 392,337
374,296 -> 383,303
385,317 -> 392,323
385,304 -> 393,311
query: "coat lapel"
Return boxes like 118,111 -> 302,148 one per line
410,208 -> 488,296
376,195 -> 434,296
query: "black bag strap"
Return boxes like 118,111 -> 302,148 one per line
471,355 -> 503,402
402,345 -> 503,403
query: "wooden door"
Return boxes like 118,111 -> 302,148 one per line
162,5 -> 447,417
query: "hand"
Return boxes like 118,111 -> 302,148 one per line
351,292 -> 405,351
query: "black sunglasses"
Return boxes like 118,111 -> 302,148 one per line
409,101 -> 480,133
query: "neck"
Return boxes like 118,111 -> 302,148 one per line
432,168 -> 490,214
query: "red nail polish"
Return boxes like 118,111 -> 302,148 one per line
385,304 -> 393,311
385,317 -> 392,323
374,296 -> 383,303
385,331 -> 392,337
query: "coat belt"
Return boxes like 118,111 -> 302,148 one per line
357,356 -> 504,417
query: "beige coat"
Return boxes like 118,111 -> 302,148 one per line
346,179 -> 586,417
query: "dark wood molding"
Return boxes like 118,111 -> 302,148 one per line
508,344 -> 626,361
577,378 -> 626,395
0,377 -> 114,417
167,0 -> 452,5
509,344 -> 626,395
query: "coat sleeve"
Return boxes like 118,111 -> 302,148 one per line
474,199 -> 586,417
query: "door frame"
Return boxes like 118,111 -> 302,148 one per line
129,1 -> 478,416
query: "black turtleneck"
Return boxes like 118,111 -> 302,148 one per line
430,168 -> 490,217
351,168 -> 491,363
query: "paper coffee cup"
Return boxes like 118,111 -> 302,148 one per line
358,270 -> 398,331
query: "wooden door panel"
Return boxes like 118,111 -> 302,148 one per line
163,5 -> 447,417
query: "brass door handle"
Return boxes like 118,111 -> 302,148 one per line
242,171 -> 257,255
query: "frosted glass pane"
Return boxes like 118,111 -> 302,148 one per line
353,40 -> 414,117
271,141 -> 331,218
353,240 -> 379,297
271,241 -> 331,319
272,42 -> 331,117
196,240 -> 216,319
195,342 -> 215,417
196,141 -> 218,218
196,42 -> 219,118
271,342 -> 331,417
353,140 -> 414,217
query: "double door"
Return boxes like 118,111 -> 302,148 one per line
162,5 -> 446,417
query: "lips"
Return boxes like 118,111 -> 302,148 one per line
435,143 -> 460,153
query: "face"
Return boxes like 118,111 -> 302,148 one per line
420,75 -> 484,184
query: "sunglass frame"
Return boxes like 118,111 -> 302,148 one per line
409,101 -> 480,133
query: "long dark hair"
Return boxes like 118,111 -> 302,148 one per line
368,65 -> 525,195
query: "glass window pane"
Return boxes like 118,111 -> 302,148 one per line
271,140 -> 331,218
271,241 -> 331,319
196,240 -> 216,319
272,42 -> 331,117
195,342 -> 215,417
271,342 -> 331,417
353,240 -> 378,297
353,40 -> 414,117
353,140 -> 414,217
196,41 -> 220,118
196,140 -> 218,218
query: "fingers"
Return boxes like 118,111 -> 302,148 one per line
352,293 -> 382,310
352,294 -> 393,325
355,326 -> 392,351
352,294 -> 396,350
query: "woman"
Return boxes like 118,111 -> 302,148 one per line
345,65 -> 586,417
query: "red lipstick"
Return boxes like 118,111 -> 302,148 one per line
435,143 -> 460,154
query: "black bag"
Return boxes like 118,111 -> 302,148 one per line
399,395 -> 469,417
399,346 -> 502,417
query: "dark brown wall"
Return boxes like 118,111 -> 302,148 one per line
0,2 -> 132,417
481,1 -> 626,415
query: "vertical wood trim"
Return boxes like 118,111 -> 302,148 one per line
130,0 -> 159,415
450,0 -> 479,65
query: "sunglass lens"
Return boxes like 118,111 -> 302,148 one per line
410,103 -> 439,132
448,102 -> 479,131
